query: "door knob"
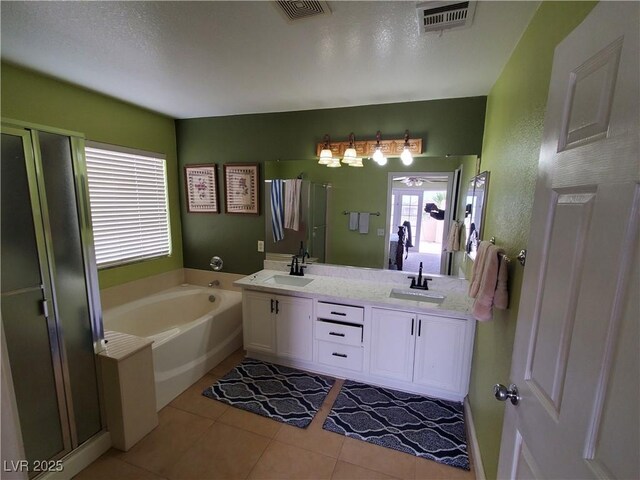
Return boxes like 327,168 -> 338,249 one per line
494,383 -> 520,405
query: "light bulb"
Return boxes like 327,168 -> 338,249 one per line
372,148 -> 386,165
326,158 -> 342,168
401,148 -> 413,166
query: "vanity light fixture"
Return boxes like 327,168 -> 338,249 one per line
372,131 -> 387,166
342,132 -> 357,165
400,130 -> 413,166
318,134 -> 333,165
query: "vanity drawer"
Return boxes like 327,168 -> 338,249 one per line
317,341 -> 363,372
315,320 -> 362,346
317,302 -> 364,324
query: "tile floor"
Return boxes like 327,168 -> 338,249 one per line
75,349 -> 476,480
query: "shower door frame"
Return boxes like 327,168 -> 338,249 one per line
1,125 -> 74,458
2,119 -> 106,460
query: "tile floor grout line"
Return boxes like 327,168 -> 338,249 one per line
245,435 -> 275,480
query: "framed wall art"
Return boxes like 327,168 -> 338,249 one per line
184,164 -> 219,213
223,163 -> 259,215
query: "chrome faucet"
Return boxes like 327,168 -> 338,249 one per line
208,279 -> 220,287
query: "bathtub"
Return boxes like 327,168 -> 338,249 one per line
103,284 -> 243,410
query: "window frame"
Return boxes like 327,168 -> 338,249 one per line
84,141 -> 172,269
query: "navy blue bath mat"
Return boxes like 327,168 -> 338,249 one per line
203,358 -> 334,428
322,380 -> 470,470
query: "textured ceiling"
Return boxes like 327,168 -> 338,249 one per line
1,1 -> 539,119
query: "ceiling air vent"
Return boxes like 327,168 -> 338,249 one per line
274,1 -> 331,22
416,1 -> 477,34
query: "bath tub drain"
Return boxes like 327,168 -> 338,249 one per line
208,294 -> 216,303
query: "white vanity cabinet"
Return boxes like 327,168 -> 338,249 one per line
243,290 -> 312,361
239,272 -> 475,402
315,301 -> 365,372
413,314 -> 469,393
370,309 -> 416,382
370,307 -> 474,399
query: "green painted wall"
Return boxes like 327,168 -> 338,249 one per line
467,2 -> 597,478
177,97 -> 487,273
1,62 -> 183,289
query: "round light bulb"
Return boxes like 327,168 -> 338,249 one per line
372,148 -> 386,165
401,148 -> 413,166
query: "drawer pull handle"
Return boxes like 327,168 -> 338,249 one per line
332,352 -> 348,358
330,311 -> 347,316
329,332 -> 345,337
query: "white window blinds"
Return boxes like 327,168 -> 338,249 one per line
85,143 -> 171,268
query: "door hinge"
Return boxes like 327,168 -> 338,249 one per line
41,299 -> 49,317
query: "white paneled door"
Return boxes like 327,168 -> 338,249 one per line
497,3 -> 639,479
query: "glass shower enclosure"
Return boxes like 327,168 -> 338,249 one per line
1,121 -> 104,475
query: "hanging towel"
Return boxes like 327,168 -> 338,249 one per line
472,245 -> 504,321
270,180 -> 285,242
468,240 -> 491,298
349,212 -> 359,230
446,221 -> 461,252
284,179 -> 301,231
358,212 -> 370,234
494,254 -> 509,310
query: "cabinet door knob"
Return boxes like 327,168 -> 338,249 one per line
418,319 -> 422,337
411,318 -> 415,336
270,299 -> 274,313
329,332 -> 345,337
275,300 -> 279,314
332,352 -> 347,358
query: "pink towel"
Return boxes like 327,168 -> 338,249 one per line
468,241 -> 491,298
472,245 -> 503,321
494,254 -> 509,310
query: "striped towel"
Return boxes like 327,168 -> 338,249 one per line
271,180 -> 284,242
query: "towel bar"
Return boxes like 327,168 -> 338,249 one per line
488,237 -> 527,266
342,211 -> 380,216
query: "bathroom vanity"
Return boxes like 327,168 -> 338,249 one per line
235,268 -> 475,402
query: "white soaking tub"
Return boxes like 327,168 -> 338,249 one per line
103,284 -> 243,410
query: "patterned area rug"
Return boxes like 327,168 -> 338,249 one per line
323,380 -> 470,470
202,358 -> 334,428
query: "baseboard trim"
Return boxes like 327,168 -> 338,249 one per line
464,398 -> 486,480
37,431 -> 111,480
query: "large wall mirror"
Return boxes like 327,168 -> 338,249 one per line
264,156 -> 478,275
464,170 -> 490,260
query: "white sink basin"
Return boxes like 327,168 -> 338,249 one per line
263,275 -> 314,287
389,288 -> 446,304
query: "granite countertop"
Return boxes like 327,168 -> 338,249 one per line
234,269 -> 474,320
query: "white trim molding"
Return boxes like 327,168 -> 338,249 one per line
465,397 -> 486,480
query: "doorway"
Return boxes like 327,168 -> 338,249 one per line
384,173 -> 453,274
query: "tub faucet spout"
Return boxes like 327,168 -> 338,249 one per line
209,280 -> 220,287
